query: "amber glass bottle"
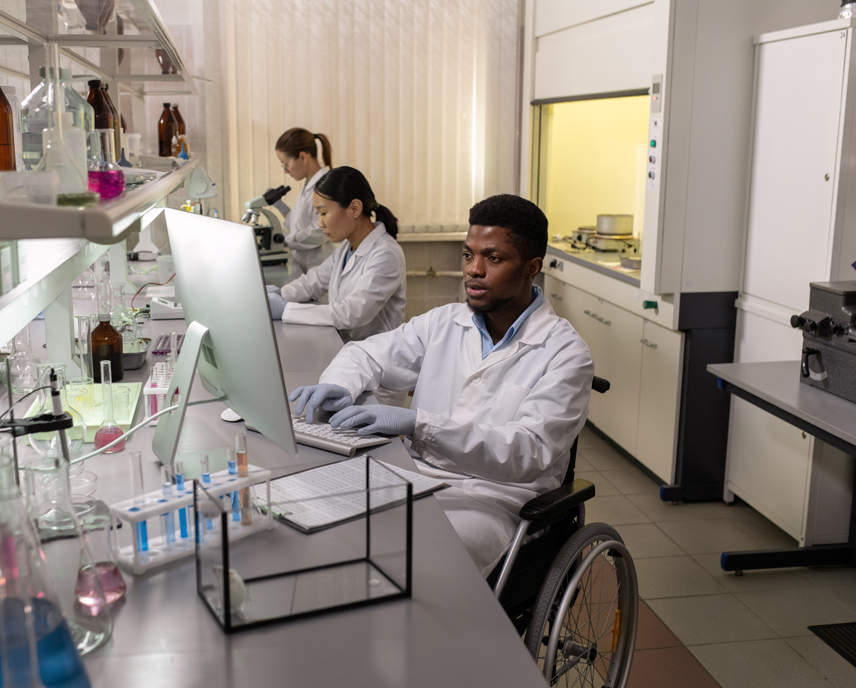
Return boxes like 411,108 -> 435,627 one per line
0,86 -> 15,171
101,84 -> 121,157
158,103 -> 177,157
171,105 -> 186,136
91,313 -> 123,382
86,80 -> 113,131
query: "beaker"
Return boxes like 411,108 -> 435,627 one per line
76,515 -> 125,605
71,267 -> 97,303
29,364 -> 86,459
5,325 -> 41,394
109,283 -> 136,342
21,455 -> 112,656
70,314 -> 94,409
94,361 -> 124,453
87,129 -> 124,201
0,439 -> 92,687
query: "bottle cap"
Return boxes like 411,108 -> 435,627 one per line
88,79 -> 102,88
98,313 -> 110,322
163,102 -> 171,108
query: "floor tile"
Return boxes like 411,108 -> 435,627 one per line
692,553 -> 818,593
647,594 -> 776,645
627,492 -> 723,523
736,586 -> 856,637
787,634 -> 856,688
616,523 -> 684,559
574,454 -> 594,472
628,646 -> 720,688
658,519 -> 761,555
690,639 -> 831,688
823,583 -> 856,614
802,566 -> 856,588
577,426 -> 599,449
635,600 -> 682,650
576,471 -> 620,497
635,556 -> 726,600
585,495 -> 651,525
730,516 -> 799,550
601,465 -> 659,495
577,442 -> 628,471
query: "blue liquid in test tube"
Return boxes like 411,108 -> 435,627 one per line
227,448 -> 240,523
175,460 -> 189,540
129,451 -> 149,553
161,465 -> 176,550
201,453 -> 214,531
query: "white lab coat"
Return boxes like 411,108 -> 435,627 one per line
279,223 -> 406,343
283,166 -> 333,273
319,299 -> 594,574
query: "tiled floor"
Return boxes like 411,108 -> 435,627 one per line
575,425 -> 856,688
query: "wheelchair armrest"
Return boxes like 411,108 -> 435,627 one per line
519,479 -> 595,528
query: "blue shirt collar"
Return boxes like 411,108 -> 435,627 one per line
472,285 -> 544,360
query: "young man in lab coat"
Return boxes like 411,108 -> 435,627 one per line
290,194 -> 594,576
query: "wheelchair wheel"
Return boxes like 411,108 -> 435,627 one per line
524,522 -> 638,687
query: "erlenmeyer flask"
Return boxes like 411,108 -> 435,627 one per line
21,453 -> 111,657
6,326 -> 41,395
0,437 -> 92,687
29,365 -> 86,460
87,130 -> 124,201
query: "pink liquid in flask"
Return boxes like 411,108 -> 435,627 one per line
94,425 -> 125,452
76,562 -> 126,607
88,170 -> 126,200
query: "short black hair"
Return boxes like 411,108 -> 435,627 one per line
468,194 -> 548,262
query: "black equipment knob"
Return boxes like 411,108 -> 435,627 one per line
273,234 -> 284,244
790,315 -> 805,329
549,259 -> 559,269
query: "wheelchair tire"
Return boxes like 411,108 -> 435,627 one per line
523,522 -> 638,687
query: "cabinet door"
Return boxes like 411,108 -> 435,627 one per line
584,298 -> 643,455
544,275 -> 571,321
636,320 -> 683,483
743,30 -> 846,311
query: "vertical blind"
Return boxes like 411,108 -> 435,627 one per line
202,0 -> 523,227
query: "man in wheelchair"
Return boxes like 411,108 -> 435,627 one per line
290,193 -> 595,576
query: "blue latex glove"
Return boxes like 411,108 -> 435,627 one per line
266,285 -> 287,319
329,405 -> 418,437
289,384 -> 353,424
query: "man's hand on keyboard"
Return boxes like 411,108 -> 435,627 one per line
289,384 -> 353,423
329,405 -> 417,437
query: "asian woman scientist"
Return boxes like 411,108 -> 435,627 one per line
267,166 -> 407,406
274,128 -> 335,273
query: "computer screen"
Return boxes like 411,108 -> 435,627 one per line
152,209 -> 297,469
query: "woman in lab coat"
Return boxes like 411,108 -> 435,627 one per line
274,128 -> 334,273
267,166 -> 407,405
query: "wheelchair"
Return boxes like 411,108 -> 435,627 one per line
486,377 -> 639,687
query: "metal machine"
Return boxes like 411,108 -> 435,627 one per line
242,185 -> 291,266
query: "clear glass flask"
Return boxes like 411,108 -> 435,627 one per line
0,437 -> 92,688
6,325 -> 41,394
71,266 -> 97,303
87,129 -> 125,201
94,361 -> 125,453
109,282 -> 136,341
30,364 -> 86,459
76,515 -> 125,605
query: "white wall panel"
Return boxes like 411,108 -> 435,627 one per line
534,0 -> 653,38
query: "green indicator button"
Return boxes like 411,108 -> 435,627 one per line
642,300 -> 658,310
650,139 -> 657,148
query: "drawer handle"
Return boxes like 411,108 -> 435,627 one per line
584,309 -> 591,316
553,294 -> 563,301
598,318 -> 611,326
640,338 -> 658,349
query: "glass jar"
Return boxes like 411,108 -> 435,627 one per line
88,129 -> 125,201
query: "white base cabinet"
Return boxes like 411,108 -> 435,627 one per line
546,274 -> 682,482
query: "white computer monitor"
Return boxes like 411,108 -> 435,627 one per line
152,209 -> 297,471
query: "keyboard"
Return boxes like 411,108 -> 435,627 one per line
291,416 -> 391,457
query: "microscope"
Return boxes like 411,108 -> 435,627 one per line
242,185 -> 291,266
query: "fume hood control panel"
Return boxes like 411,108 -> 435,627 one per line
647,115 -> 662,191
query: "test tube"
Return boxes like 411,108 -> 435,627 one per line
236,432 -> 252,526
174,460 -> 189,540
227,447 -> 240,524
169,332 -> 178,370
128,451 -> 148,553
160,465 -> 176,550
200,453 -> 214,531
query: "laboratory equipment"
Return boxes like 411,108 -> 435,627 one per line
6,326 -> 41,394
88,129 -> 125,201
841,1 -> 856,19
171,105 -> 186,137
234,433 -> 251,525
108,282 -> 135,340
152,210 -> 297,473
76,514 -> 125,605
0,86 -> 14,171
101,84 -> 121,155
1,85 -> 22,171
160,465 -> 176,551
94,360 -> 125,452
155,48 -> 177,75
128,451 -> 148,558
226,448 -> 239,524
84,80 -> 113,134
71,266 -> 97,302
285,416 -> 391,457
43,113 -> 87,184
0,170 -> 58,205
175,460 -> 189,540
122,337 -> 151,370
0,439 -> 92,688
241,186 -> 292,265
157,103 -> 177,157
143,361 -> 174,425
29,364 -> 86,459
70,315 -> 94,413
200,453 -> 214,532
91,313 -> 123,383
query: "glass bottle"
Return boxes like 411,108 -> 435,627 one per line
1,81 -> 17,170
22,453 -> 112,657
21,67 -> 95,171
0,439 -> 92,687
841,1 -> 856,19
109,282 -> 136,341
91,313 -> 123,383
87,129 -> 125,201
157,103 -> 176,157
94,360 -> 125,452
171,104 -> 186,137
30,364 -> 86,459
100,84 -> 121,157
6,325 -> 41,394
84,80 -> 113,134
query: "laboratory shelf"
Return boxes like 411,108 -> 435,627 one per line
0,159 -> 198,244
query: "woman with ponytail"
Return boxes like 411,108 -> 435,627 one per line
274,128 -> 335,272
267,167 -> 406,405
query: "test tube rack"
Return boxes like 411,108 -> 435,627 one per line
109,465 -> 272,575
142,361 -> 175,426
